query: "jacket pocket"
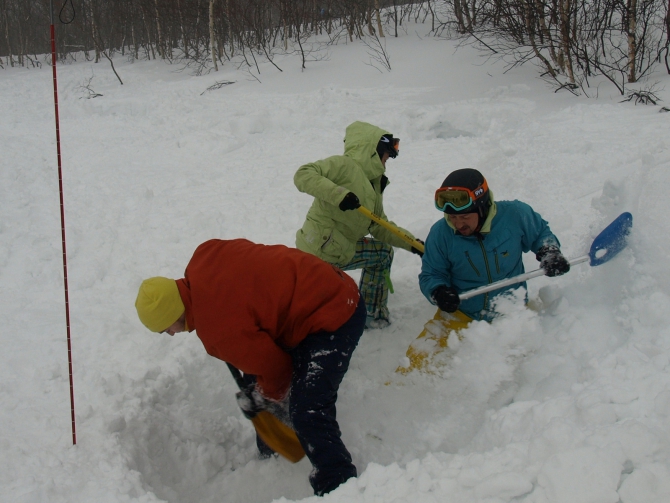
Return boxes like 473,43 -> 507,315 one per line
485,230 -> 514,277
296,219 -> 329,256
319,227 -> 352,265
465,251 -> 481,276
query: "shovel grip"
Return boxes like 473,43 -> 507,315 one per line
227,363 -> 252,393
357,206 -> 424,253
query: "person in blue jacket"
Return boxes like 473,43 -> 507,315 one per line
420,168 -> 571,322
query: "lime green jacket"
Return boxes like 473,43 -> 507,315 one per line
294,121 -> 415,265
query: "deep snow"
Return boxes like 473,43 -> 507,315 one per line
2,22 -> 670,503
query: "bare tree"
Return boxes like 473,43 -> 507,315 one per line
209,0 -> 218,70
363,30 -> 392,70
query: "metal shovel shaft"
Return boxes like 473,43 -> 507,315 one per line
459,255 -> 589,300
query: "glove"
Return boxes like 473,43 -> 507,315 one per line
339,192 -> 361,211
235,387 -> 266,419
411,239 -> 425,257
236,385 -> 291,422
431,285 -> 460,313
536,245 -> 570,277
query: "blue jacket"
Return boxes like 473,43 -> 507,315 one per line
419,199 -> 559,321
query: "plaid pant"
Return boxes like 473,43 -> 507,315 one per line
336,238 -> 394,322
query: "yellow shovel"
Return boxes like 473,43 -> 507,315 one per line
396,308 -> 472,374
356,206 -> 425,253
227,364 -> 305,463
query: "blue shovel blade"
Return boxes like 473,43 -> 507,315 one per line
589,212 -> 633,266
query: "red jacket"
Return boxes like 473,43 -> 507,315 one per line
175,239 -> 360,400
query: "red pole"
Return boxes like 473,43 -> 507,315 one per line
50,1 -> 76,446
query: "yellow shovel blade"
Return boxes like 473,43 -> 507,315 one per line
396,308 -> 472,374
251,410 -> 306,463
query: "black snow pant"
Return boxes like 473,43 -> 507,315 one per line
289,297 -> 366,496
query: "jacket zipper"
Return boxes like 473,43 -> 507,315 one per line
477,237 -> 493,313
493,248 -> 501,274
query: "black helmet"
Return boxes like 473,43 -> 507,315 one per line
376,134 -> 399,160
435,168 -> 491,219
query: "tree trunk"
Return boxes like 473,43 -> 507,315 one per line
312,0 -> 318,34
536,0 -> 558,66
454,0 -> 466,33
225,0 -> 233,57
89,0 -> 100,63
427,0 -> 436,32
154,0 -> 165,59
559,0 -> 575,83
627,0 -> 638,82
367,7 -> 374,35
131,20 -> 138,61
4,6 -> 14,67
177,0 -> 188,57
194,0 -> 201,60
209,0 -> 218,71
463,0 -> 474,31
393,1 -> 398,37
141,8 -> 156,60
375,0 -> 385,37
526,2 -> 557,78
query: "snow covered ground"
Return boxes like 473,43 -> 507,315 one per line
2,21 -> 670,503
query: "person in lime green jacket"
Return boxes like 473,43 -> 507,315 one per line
294,121 -> 423,328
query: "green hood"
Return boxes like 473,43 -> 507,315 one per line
343,121 -> 390,181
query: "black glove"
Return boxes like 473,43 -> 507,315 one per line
339,192 -> 361,211
411,239 -> 425,257
432,285 -> 460,313
536,245 -> 570,277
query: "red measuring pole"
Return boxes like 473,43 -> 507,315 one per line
50,0 -> 76,445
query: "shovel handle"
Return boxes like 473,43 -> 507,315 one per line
458,255 -> 590,300
357,206 -> 424,253
227,363 -> 252,393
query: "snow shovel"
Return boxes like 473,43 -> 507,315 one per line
227,363 -> 305,463
356,206 -> 425,253
397,212 -> 634,374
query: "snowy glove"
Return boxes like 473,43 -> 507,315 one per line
536,245 -> 570,277
432,285 -> 460,313
339,192 -> 361,211
411,239 -> 425,257
235,388 -> 267,420
236,385 -> 291,423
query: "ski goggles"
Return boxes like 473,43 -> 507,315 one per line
380,136 -> 400,158
434,179 -> 488,212
390,138 -> 400,155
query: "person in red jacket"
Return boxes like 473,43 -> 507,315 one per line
135,239 -> 366,496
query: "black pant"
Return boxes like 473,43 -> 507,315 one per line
289,298 -> 367,496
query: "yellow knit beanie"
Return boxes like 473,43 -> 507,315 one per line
135,277 -> 185,332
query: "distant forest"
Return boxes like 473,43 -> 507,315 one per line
2,0 -> 669,94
